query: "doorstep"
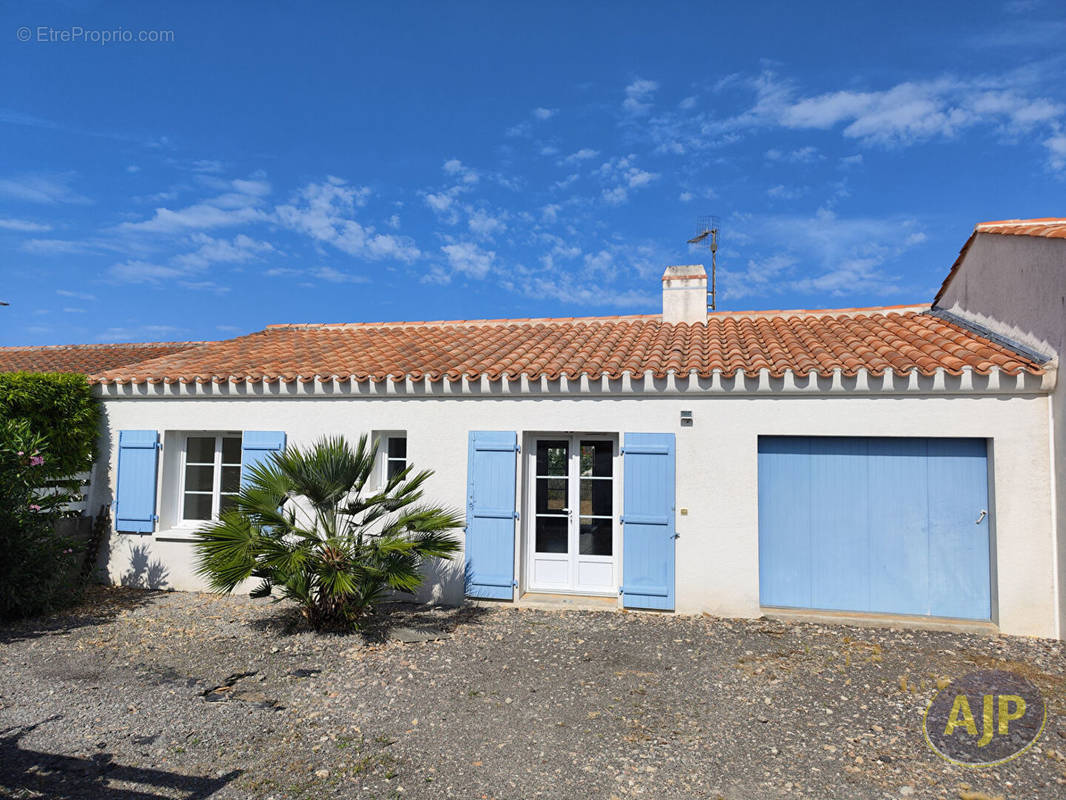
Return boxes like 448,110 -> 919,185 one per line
762,607 -> 999,636
517,591 -> 620,611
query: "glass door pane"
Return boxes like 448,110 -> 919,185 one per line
534,439 -> 569,554
578,440 -> 613,556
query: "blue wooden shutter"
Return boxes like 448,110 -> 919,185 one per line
115,430 -> 159,533
241,431 -> 286,487
621,433 -> 676,610
618,435 -> 673,610
465,431 -> 518,600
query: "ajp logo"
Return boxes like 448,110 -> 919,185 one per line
923,670 -> 1046,767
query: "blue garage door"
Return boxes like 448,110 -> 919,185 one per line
758,437 -> 991,620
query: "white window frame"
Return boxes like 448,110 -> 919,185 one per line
372,431 -> 407,488
176,432 -> 242,528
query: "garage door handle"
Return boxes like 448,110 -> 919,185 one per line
975,509 -> 987,525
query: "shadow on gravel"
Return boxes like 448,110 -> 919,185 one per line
0,717 -> 240,799
0,586 -> 162,646
246,599 -> 494,643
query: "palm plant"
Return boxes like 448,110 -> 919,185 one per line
194,435 -> 463,631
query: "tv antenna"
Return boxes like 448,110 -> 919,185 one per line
687,215 -> 719,311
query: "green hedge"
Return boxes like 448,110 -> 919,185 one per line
0,372 -> 100,480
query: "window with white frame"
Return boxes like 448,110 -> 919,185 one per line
374,432 -> 407,485
180,433 -> 242,523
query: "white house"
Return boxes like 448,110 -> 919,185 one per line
6,218 -> 1063,639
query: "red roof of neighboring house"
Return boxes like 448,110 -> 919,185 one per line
0,341 -> 210,375
933,218 -> 1066,306
973,218 -> 1066,238
89,308 -> 1043,386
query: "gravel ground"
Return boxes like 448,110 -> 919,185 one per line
1,587 -> 1064,800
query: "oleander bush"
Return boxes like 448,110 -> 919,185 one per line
0,371 -> 100,487
0,418 -> 86,621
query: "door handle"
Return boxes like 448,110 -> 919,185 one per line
975,509 -> 987,525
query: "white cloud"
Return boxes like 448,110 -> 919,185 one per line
765,145 -> 821,163
718,209 -> 927,301
767,184 -> 807,199
424,190 -> 458,215
119,202 -> 267,234
505,121 -> 531,138
108,260 -> 187,283
541,203 -> 561,223
57,289 -> 96,301
190,159 -> 224,174
441,241 -> 495,279
118,177 -> 273,233
0,172 -> 90,204
637,70 -> 1066,164
0,218 -> 51,232
679,96 -> 697,110
596,155 -> 659,205
277,178 -> 420,262
172,233 -> 275,269
532,107 -> 557,120
95,324 -> 185,342
562,148 -> 599,163
311,266 -> 370,284
21,239 -> 92,255
1046,132 -> 1066,170
740,72 -> 1066,149
623,78 -> 659,115
442,159 -> 479,184
554,173 -> 579,190
679,191 -> 693,202
468,208 -> 507,238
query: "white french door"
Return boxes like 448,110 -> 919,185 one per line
527,435 -> 617,594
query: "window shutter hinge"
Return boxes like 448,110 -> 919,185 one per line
618,587 -> 624,596
513,511 -> 520,520
512,580 -> 518,588
155,442 -> 162,450
153,514 -> 159,522
515,444 -> 520,453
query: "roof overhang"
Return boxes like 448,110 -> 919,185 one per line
93,364 -> 1054,399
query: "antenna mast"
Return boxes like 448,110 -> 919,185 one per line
687,215 -> 719,311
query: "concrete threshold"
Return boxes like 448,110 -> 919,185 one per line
517,592 -> 620,611
762,607 -> 999,636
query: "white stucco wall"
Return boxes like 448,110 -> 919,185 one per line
936,232 -> 1065,639
90,388 -> 1057,638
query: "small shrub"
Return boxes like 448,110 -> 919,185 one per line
194,435 -> 463,631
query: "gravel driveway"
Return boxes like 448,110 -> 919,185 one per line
1,587 -> 1063,800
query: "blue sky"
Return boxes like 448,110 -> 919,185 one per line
2,1 -> 1065,345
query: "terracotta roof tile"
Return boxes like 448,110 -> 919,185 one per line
0,341 -> 211,375
89,310 -> 1044,386
974,218 -> 1066,238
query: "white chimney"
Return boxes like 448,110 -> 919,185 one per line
661,264 -> 708,324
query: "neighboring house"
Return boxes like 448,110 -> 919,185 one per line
0,341 -> 211,374
5,220 -> 1063,639
931,218 -> 1066,639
